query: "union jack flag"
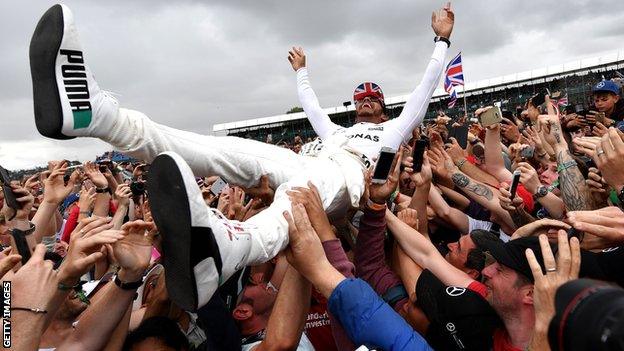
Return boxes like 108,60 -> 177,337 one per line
447,88 -> 458,108
557,94 -> 568,106
353,82 -> 385,103
444,52 -> 464,93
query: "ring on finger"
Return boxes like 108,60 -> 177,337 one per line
597,149 -> 605,156
546,267 -> 557,273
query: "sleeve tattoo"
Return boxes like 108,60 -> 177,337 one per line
452,172 -> 493,200
556,150 -> 590,211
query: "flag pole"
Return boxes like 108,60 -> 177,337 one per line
462,84 -> 468,118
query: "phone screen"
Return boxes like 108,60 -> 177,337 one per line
509,171 -> 521,199
412,140 -> 428,172
211,178 -> 228,196
372,149 -> 396,182
451,125 -> 469,149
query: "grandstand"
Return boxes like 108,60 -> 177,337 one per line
213,51 -> 624,143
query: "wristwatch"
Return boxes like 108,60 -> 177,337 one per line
533,185 -> 548,200
114,275 -> 143,290
434,36 -> 451,47
95,186 -> 111,194
10,222 -> 36,236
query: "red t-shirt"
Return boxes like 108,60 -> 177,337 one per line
304,290 -> 338,351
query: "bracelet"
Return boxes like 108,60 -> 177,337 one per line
433,36 -> 451,47
11,306 -> 47,314
114,275 -> 144,290
456,158 -> 467,169
557,161 -> 577,173
366,199 -> 387,211
95,186 -> 111,194
58,280 -> 81,291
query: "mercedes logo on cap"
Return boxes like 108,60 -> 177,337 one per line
446,286 -> 466,297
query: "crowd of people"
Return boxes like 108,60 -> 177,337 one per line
3,2 -> 624,351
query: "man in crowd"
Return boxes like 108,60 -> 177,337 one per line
28,3 -> 454,312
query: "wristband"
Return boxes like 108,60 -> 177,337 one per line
10,222 -> 36,236
58,280 -> 81,291
434,36 -> 451,47
114,275 -> 143,290
556,161 -> 577,173
95,186 -> 111,194
609,189 -> 621,207
11,307 -> 47,314
366,199 -> 387,211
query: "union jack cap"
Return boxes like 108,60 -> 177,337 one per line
353,82 -> 385,106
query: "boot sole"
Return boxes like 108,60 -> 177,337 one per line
29,4 -> 73,140
148,153 -> 222,312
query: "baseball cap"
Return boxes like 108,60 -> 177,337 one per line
480,236 -> 547,282
353,82 -> 385,106
548,279 -> 624,351
416,269 -> 501,350
592,80 -> 621,96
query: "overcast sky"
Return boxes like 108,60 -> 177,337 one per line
2,0 -> 624,170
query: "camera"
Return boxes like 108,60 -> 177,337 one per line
130,181 -> 145,196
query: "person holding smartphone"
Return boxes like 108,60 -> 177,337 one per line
29,3 -> 453,311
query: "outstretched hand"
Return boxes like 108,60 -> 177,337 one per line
288,47 -> 306,71
368,146 -> 403,204
431,2 -> 454,39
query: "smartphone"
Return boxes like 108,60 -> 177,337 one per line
509,170 -> 521,199
520,146 -> 535,160
0,165 -> 18,211
450,125 -> 469,149
590,111 -> 606,124
530,93 -> 546,108
372,147 -> 397,184
412,140 -> 428,173
10,231 -> 32,265
479,106 -> 503,127
210,177 -> 228,196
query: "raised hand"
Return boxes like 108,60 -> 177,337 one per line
431,3 -> 455,39
288,47 -> 306,71
567,207 -> 624,249
84,161 -> 108,188
526,232 -> 580,332
242,174 -> 275,206
42,161 -> 77,205
115,220 -> 157,281
368,146 -> 403,204
283,203 -> 326,280
397,208 -> 419,230
78,187 -> 96,214
1,183 -> 33,222
58,217 -> 120,285
114,183 -> 132,208
286,181 -> 332,237
516,162 -> 541,194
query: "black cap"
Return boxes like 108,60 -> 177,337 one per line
480,236 -> 548,282
548,279 -> 624,351
416,269 -> 501,350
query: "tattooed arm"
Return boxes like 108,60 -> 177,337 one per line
555,149 -> 594,211
449,170 -> 515,229
539,111 -> 593,211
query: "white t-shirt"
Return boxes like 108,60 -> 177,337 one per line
468,216 -> 511,242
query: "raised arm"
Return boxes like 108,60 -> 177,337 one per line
289,47 -> 341,139
386,4 -> 454,142
385,210 -> 474,288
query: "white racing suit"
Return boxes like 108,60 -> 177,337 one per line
95,42 -> 447,265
